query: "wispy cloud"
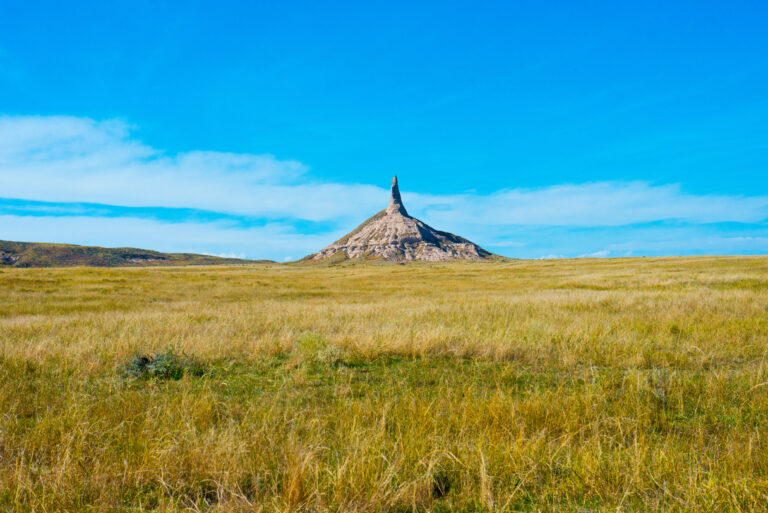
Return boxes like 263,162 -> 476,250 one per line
410,182 -> 768,227
0,115 -> 384,222
578,250 -> 610,258
0,115 -> 766,260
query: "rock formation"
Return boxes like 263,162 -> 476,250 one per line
307,177 -> 495,262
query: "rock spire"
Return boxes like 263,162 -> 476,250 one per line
306,176 -> 496,262
387,176 -> 408,215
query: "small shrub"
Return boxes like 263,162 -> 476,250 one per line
122,346 -> 204,380
316,344 -> 348,366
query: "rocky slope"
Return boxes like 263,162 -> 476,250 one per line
306,177 -> 495,262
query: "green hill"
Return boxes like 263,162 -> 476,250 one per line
0,240 -> 268,267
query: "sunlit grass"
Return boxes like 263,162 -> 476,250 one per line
1,256 -> 768,511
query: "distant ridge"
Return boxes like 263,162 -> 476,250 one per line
305,177 -> 497,262
0,240 -> 268,268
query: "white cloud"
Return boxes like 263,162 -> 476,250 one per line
207,252 -> 247,259
0,114 -> 767,259
0,115 -> 383,222
2,115 -> 768,229
409,182 -> 768,227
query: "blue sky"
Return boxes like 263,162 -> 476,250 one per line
1,1 -> 767,260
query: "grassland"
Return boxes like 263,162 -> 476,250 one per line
1,256 -> 768,512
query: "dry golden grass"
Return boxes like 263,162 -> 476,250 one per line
1,256 -> 768,511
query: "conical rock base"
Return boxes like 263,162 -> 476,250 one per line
307,177 -> 495,262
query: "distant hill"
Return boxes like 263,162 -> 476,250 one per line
0,240 -> 268,268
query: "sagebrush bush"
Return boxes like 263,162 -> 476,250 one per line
122,346 -> 204,380
316,343 -> 349,366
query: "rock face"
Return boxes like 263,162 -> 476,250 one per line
308,177 -> 495,262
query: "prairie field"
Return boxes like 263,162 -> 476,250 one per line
2,256 -> 768,512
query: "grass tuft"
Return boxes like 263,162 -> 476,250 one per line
293,331 -> 350,366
